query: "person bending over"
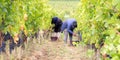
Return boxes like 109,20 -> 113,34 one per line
51,17 -> 63,39
61,18 -> 77,46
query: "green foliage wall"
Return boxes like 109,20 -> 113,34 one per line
75,0 -> 120,59
0,0 -> 55,36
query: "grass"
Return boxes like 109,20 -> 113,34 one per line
49,0 -> 79,19
49,1 -> 79,11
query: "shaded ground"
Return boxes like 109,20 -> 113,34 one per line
27,40 -> 93,60
0,39 -> 94,60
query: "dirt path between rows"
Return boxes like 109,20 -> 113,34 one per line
27,40 -> 93,60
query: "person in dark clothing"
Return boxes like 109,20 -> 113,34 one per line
61,18 -> 77,46
51,17 -> 63,39
51,17 -> 63,32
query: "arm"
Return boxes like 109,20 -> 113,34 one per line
67,28 -> 77,36
67,29 -> 73,34
67,25 -> 73,34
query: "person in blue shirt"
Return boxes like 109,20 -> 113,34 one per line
61,18 -> 77,46
51,17 -> 63,39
